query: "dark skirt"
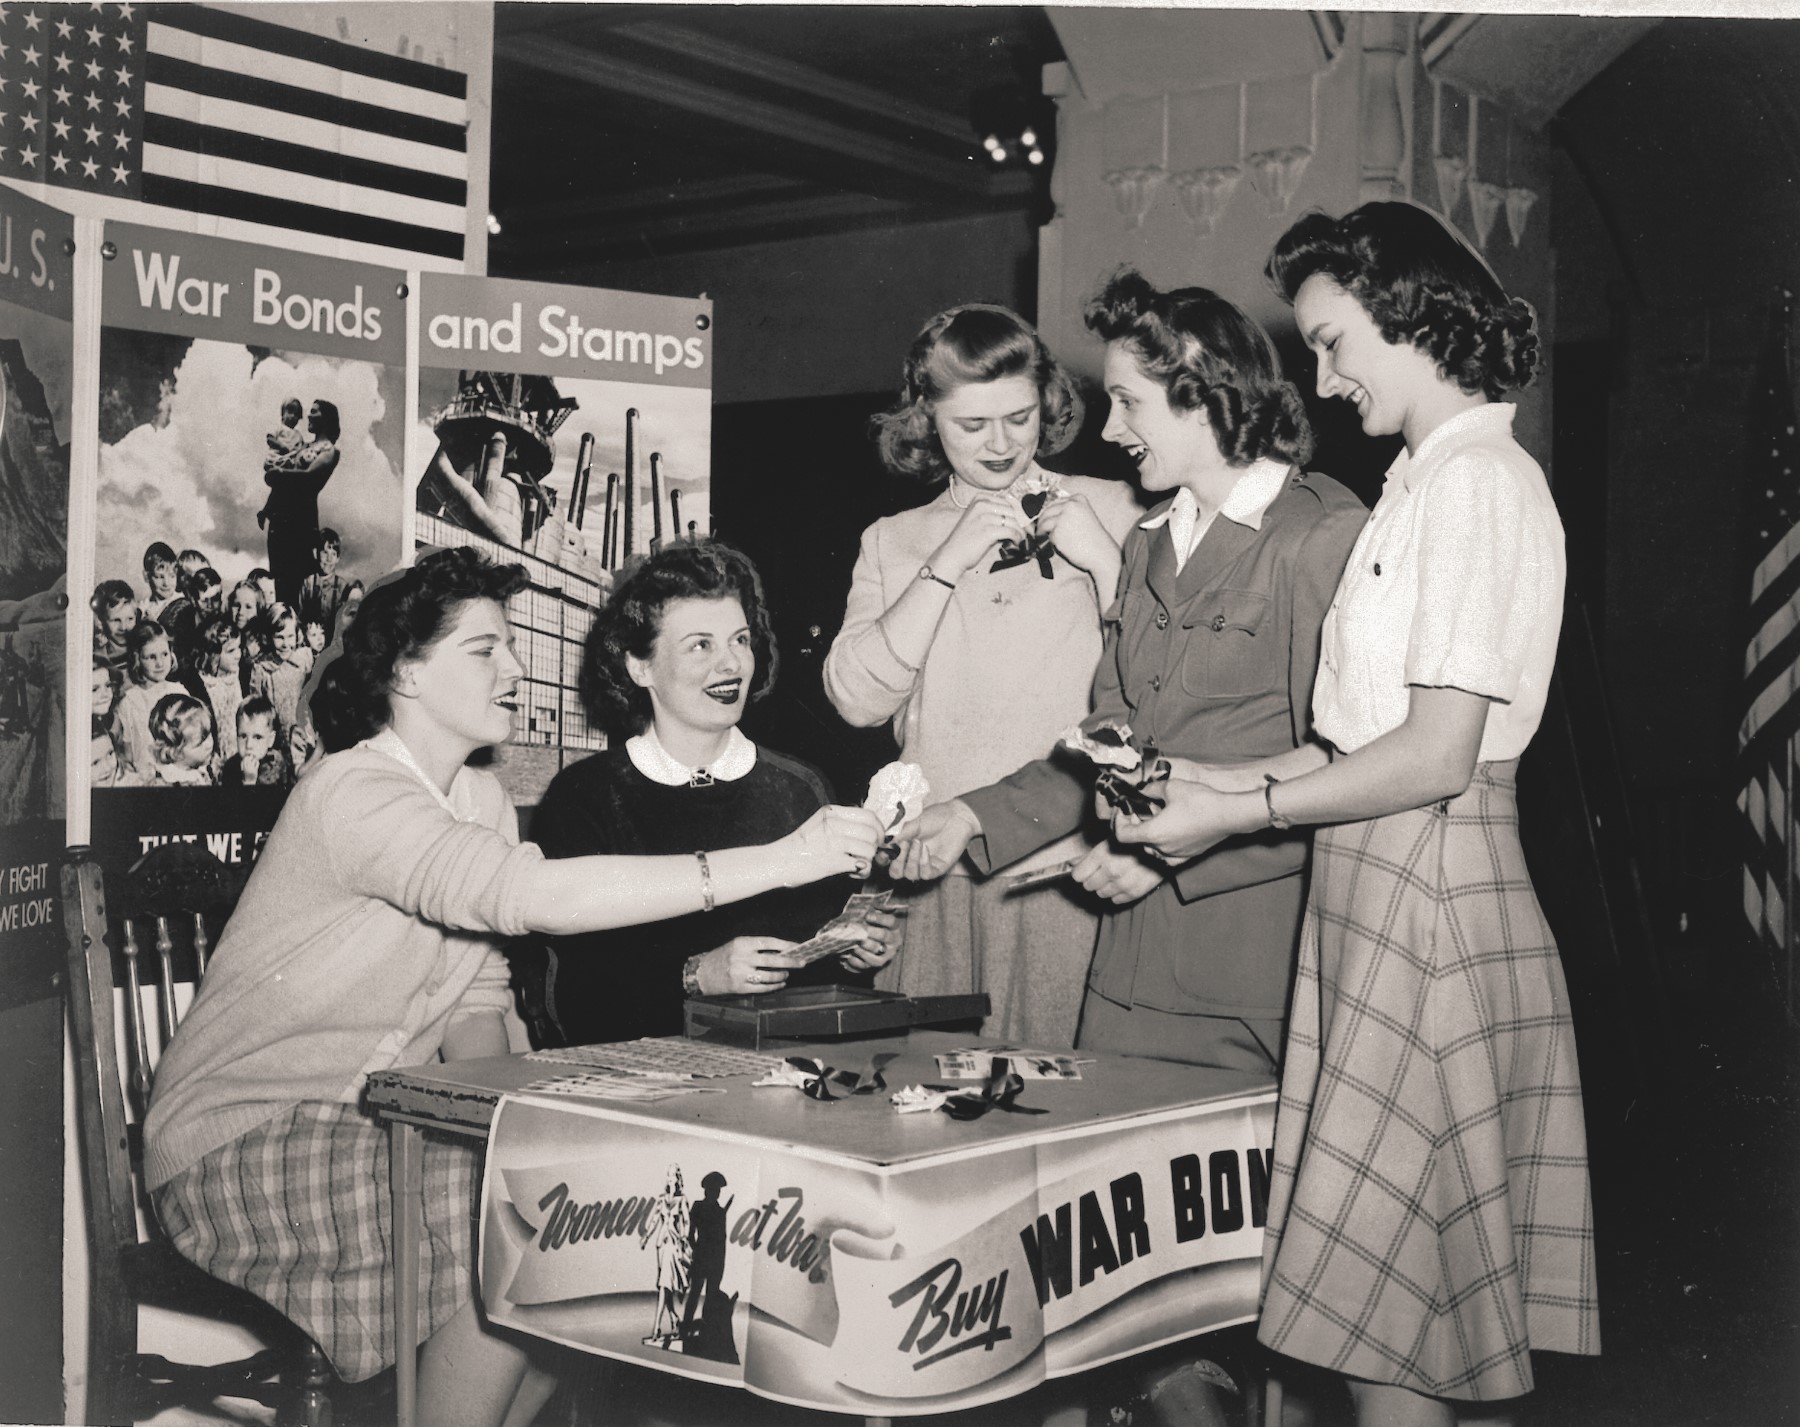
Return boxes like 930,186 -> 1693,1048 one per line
155,1101 -> 479,1383
1258,761 -> 1600,1400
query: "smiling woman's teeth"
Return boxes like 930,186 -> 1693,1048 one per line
705,680 -> 742,703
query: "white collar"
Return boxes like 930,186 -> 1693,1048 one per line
361,727 -> 478,821
1140,457 -> 1292,535
1396,403 -> 1515,491
626,724 -> 756,787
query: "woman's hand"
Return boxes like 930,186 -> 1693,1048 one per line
698,937 -> 806,995
891,799 -> 981,881
1112,779 -> 1265,862
779,804 -> 885,885
837,907 -> 901,972
1035,494 -> 1119,579
1070,841 -> 1166,906
929,494 -> 1028,581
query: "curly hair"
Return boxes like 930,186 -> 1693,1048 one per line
193,614 -> 239,678
148,692 -> 210,761
309,546 -> 527,753
1083,268 -> 1314,469
579,540 -> 777,742
871,303 -> 1084,482
1266,202 -> 1540,399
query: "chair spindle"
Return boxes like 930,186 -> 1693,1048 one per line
192,911 -> 210,977
154,914 -> 178,1047
119,918 -> 152,1115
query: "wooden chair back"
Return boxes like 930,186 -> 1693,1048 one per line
62,842 -> 333,1427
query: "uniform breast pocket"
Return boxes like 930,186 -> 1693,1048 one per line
1180,588 -> 1278,698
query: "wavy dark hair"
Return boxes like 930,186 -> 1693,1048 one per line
871,303 -> 1084,482
580,540 -> 777,742
1266,201 -> 1539,399
309,546 -> 527,753
307,399 -> 342,444
1084,268 -> 1313,469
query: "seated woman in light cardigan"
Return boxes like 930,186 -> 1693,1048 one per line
143,546 -> 883,1427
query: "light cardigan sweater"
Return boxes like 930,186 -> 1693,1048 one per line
824,471 -> 1143,871
143,741 -> 542,1189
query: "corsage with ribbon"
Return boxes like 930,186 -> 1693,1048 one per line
754,1053 -> 898,1102
1059,721 -> 1171,820
890,1057 -> 1050,1120
864,760 -> 929,862
990,474 -> 1065,579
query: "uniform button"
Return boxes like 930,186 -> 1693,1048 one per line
1211,614 -> 1226,632
1149,674 -> 1162,692
1154,609 -> 1169,630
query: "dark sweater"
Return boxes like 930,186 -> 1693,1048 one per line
529,744 -> 852,1046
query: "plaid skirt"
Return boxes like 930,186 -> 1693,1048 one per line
155,1101 -> 480,1383
1258,762 -> 1600,1400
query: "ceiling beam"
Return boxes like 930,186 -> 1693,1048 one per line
616,21 -> 977,148
498,32 -> 1011,200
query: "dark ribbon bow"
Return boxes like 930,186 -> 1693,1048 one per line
989,490 -> 1057,579
783,1053 -> 898,1102
938,1057 -> 1050,1121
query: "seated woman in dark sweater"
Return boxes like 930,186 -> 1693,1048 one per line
531,540 -> 898,1045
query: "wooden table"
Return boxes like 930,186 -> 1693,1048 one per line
366,1032 -> 1276,1426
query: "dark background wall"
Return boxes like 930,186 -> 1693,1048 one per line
1552,18 -> 1800,978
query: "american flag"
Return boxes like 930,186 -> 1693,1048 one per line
1738,286 -> 1800,1021
0,2 -> 466,263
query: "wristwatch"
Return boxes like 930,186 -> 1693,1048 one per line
918,565 -> 956,590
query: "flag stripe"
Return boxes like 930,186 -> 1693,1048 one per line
153,3 -> 467,100
145,84 -> 466,181
142,144 -> 465,234
1741,651 -> 1800,752
146,20 -> 468,128
144,53 -> 466,153
143,112 -> 466,208
139,172 -> 463,260
1753,522 -> 1800,604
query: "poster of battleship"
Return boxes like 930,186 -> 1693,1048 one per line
412,272 -> 713,802
86,223 -> 406,872
0,186 -> 74,990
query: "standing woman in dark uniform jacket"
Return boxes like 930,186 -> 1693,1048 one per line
531,541 -> 898,1046
898,270 -> 1366,1077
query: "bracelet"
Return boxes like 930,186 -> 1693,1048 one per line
682,953 -> 706,997
694,850 -> 715,913
1263,775 -> 1293,832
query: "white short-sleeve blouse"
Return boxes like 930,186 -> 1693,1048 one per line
1312,403 -> 1566,762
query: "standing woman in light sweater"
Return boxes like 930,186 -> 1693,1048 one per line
825,303 -> 1143,1045
143,546 -> 883,1427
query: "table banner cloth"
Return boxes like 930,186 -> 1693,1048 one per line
480,1088 -> 1275,1415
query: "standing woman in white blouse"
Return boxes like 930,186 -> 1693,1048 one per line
1115,203 -> 1599,1426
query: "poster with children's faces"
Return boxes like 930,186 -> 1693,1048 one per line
0,188 -> 74,1006
88,223 -> 406,874
411,273 -> 713,805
